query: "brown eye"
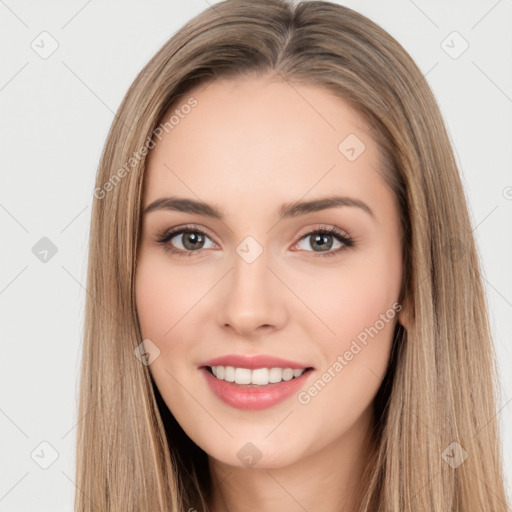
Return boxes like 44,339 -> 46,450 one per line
174,231 -> 207,250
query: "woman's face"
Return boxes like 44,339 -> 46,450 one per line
135,73 -> 405,469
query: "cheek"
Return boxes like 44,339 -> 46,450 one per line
135,255 -> 201,342
294,249 -> 402,352
290,276 -> 399,452
134,255 -> 201,405
134,253 -> 222,392
291,240 -> 402,405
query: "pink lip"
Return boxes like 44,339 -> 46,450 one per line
200,367 -> 314,410
199,354 -> 312,370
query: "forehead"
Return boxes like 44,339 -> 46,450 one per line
143,74 -> 386,213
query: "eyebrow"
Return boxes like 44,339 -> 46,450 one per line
143,195 -> 374,220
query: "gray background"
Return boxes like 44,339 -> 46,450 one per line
1,1 -> 511,510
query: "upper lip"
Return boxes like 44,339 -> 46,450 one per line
199,354 -> 313,370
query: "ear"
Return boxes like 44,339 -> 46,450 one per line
398,310 -> 408,329
397,298 -> 411,330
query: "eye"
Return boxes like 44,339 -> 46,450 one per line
155,224 -> 354,258
155,224 -> 217,256
292,226 -> 354,257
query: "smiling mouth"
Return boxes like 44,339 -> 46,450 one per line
204,365 -> 314,387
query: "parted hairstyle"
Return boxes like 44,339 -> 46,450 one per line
75,1 -> 510,510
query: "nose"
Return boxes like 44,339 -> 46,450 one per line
216,247 -> 288,338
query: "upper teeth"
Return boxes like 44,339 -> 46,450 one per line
211,366 -> 306,385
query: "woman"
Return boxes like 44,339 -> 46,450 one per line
76,1 -> 510,510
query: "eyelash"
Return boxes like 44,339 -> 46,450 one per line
154,224 -> 355,258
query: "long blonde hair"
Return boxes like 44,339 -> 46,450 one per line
76,1 -> 510,510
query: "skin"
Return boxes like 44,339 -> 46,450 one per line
135,73 -> 407,512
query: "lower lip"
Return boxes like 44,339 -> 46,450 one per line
200,367 -> 314,410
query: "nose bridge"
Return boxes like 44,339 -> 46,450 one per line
217,236 -> 286,333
